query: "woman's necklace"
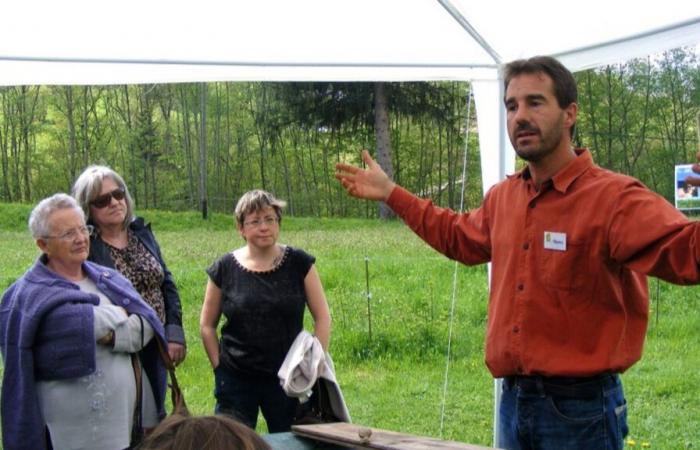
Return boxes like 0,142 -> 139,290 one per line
270,246 -> 284,269
240,245 -> 284,272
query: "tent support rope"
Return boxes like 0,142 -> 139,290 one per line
439,85 -> 473,437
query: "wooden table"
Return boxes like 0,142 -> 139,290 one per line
292,423 -> 499,450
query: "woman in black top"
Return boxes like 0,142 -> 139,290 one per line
200,190 -> 331,432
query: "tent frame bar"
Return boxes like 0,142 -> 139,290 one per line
0,55 -> 498,70
437,0 -> 503,64
553,16 -> 700,60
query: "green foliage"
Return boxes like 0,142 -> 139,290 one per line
1,48 -> 699,220
0,79 -> 480,218
1,204 -> 700,448
575,47 -> 700,202
0,203 -> 32,231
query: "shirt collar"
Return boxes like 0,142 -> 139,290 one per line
510,148 -> 593,193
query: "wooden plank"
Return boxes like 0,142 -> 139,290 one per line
292,423 -> 498,450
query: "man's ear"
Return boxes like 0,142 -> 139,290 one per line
564,102 -> 578,130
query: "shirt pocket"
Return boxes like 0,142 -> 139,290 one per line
541,240 -> 590,291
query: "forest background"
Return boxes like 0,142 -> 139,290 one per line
1,48 -> 699,216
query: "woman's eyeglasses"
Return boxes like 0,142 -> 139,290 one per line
45,225 -> 94,241
243,217 -> 279,228
91,188 -> 126,208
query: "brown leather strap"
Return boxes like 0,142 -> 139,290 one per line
131,352 -> 143,434
156,340 -> 189,416
132,315 -> 145,440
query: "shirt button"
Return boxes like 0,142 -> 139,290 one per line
513,326 -> 519,333
529,203 -> 536,209
516,367 -> 524,374
102,271 -> 110,277
523,243 -> 529,250
517,284 -> 524,291
122,299 -> 130,306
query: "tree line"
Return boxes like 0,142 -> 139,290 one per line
0,47 -> 698,218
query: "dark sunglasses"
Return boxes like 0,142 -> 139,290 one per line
91,188 -> 126,208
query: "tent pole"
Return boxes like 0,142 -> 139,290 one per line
492,72 -> 506,449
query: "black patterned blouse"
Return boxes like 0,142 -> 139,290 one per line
108,231 -> 166,323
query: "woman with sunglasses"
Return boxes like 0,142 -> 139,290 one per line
200,190 -> 331,432
72,166 -> 187,369
72,166 -> 186,430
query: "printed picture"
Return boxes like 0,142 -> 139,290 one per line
675,164 -> 700,210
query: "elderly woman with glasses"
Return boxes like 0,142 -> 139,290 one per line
72,165 -> 186,367
0,194 -> 167,450
200,189 -> 331,432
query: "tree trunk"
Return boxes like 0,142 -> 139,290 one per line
697,112 -> 700,153
279,140 -> 294,215
157,85 -> 176,209
80,86 -> 90,168
224,84 -> 233,206
199,82 -> 208,219
64,87 -> 79,182
120,86 -> 139,206
19,86 -> 40,201
213,84 -> 222,211
373,82 -> 395,219
179,85 -> 196,208
0,90 -> 10,200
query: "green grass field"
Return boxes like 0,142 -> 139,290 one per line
1,204 -> 700,448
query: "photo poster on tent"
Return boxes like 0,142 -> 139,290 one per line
675,164 -> 700,210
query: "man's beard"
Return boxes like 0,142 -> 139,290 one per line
513,115 -> 565,163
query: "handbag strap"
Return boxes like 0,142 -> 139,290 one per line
155,339 -> 189,416
131,316 -> 145,434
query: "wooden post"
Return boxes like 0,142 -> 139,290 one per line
364,256 -> 372,342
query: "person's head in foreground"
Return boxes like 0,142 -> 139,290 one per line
137,414 -> 272,450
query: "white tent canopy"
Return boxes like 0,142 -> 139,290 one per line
3,0 -> 700,84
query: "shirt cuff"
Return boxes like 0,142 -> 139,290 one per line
93,305 -> 127,342
165,324 -> 186,346
386,185 -> 416,216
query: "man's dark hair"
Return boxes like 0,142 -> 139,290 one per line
502,56 -> 578,139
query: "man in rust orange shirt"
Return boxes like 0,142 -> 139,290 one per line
336,56 -> 700,450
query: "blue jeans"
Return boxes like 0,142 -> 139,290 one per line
498,374 -> 629,450
213,365 -> 297,433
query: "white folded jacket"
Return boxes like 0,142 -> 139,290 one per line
278,330 -> 351,422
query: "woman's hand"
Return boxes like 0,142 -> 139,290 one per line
97,330 -> 115,347
168,342 -> 186,365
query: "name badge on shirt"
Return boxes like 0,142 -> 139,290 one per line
543,231 -> 566,251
